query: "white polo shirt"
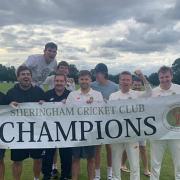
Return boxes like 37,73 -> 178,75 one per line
66,88 -> 103,104
24,54 -> 57,86
152,83 -> 180,97
109,89 -> 149,100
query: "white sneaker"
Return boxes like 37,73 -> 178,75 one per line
107,175 -> 112,180
94,177 -> 101,180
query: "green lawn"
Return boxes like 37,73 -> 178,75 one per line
1,83 -> 175,180
0,82 -> 14,93
3,147 -> 175,180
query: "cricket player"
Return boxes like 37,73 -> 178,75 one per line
150,66 -> 180,180
121,76 -> 151,177
66,70 -> 103,180
110,70 -> 151,180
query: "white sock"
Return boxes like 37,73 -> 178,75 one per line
52,163 -> 57,170
107,167 -> 112,177
34,178 -> 39,180
95,168 -> 100,178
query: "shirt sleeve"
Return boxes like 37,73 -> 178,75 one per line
43,76 -> 51,85
66,92 -> 74,104
68,82 -> 76,91
42,76 -> 52,89
3,91 -> 12,105
24,55 -> 37,68
109,93 -> 114,101
139,83 -> 152,98
53,60 -> 57,71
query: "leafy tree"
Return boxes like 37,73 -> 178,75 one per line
0,64 -> 16,82
90,69 -> 96,82
148,72 -> 159,86
172,58 -> 180,84
69,64 -> 79,83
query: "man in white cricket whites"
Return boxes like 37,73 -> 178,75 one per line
121,76 -> 151,177
23,42 -> 57,87
109,70 -> 151,180
66,70 -> 103,180
91,63 -> 119,180
150,66 -> 180,180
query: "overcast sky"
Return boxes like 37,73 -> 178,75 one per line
0,0 -> 180,75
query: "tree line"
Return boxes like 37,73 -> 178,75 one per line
1,58 -> 180,85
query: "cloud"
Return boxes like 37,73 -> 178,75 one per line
101,20 -> 180,54
166,0 -> 180,20
0,0 -> 175,27
0,0 -> 179,75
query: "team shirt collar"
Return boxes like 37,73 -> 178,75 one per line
77,88 -> 93,96
159,83 -> 173,92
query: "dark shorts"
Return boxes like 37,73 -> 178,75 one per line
0,149 -> 5,160
72,146 -> 95,159
11,149 -> 43,161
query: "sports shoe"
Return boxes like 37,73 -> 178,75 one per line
51,169 -> 59,178
94,177 -> 101,180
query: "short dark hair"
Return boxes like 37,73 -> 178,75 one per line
17,66 -> 32,77
133,76 -> 142,82
95,63 -> 108,79
45,42 -> 57,50
54,73 -> 67,81
79,70 -> 92,78
119,71 -> 132,79
158,66 -> 173,75
57,61 -> 69,69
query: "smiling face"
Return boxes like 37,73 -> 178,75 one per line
54,75 -> 66,92
17,70 -> 32,89
159,71 -> 173,90
57,65 -> 69,76
79,75 -> 91,90
132,80 -> 143,91
119,74 -> 132,93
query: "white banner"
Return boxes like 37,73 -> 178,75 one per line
0,95 -> 180,149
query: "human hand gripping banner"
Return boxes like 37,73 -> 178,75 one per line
0,95 -> 180,149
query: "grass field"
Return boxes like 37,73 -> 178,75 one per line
0,83 -> 176,180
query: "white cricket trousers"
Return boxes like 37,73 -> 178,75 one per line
150,139 -> 180,180
111,142 -> 140,180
